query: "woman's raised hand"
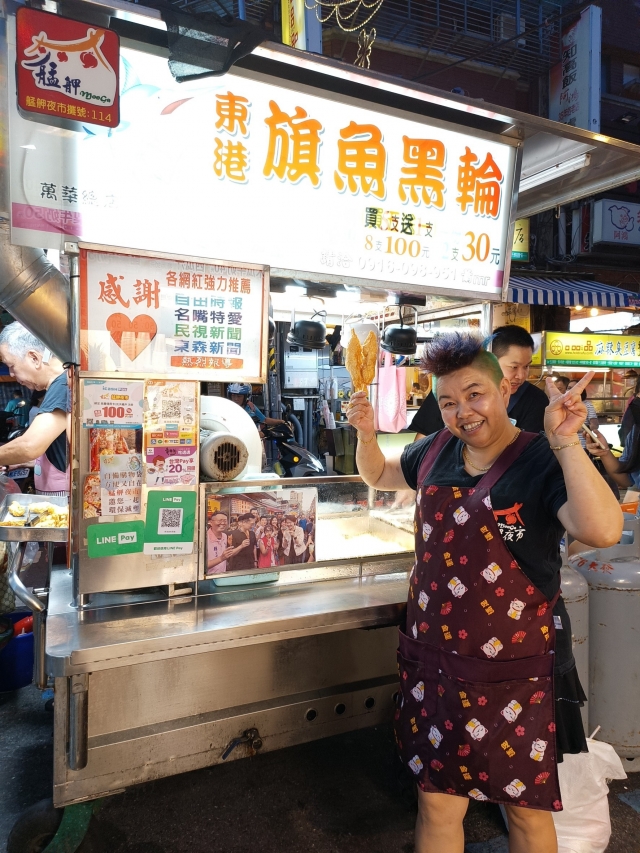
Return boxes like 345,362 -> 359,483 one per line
544,371 -> 594,438
346,391 -> 375,438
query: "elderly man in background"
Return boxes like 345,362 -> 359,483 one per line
0,323 -> 69,496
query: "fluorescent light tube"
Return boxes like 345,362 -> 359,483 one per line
519,154 -> 591,192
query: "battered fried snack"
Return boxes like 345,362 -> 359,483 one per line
345,330 -> 364,391
361,331 -> 378,387
8,502 -> 26,517
345,329 -> 378,393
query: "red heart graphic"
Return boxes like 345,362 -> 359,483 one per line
106,314 -> 157,361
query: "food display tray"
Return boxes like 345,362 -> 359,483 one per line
0,493 -> 68,542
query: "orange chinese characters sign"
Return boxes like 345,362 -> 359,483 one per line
80,249 -> 268,381
16,7 -> 119,129
11,50 -> 517,299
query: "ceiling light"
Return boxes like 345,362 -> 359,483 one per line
519,154 -> 591,192
574,304 -> 583,311
590,308 -> 599,317
20,144 -> 36,150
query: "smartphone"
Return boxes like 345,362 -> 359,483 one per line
582,423 -> 607,450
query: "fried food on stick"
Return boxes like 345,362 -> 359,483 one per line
345,329 -> 378,393
361,331 -> 378,387
345,330 -> 364,392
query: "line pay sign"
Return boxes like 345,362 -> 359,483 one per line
87,520 -> 144,557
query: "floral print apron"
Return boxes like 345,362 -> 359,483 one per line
395,429 -> 562,811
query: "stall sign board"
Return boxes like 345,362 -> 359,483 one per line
545,332 -> 640,368
82,379 -> 144,428
549,5 -> 601,132
80,249 -> 267,380
511,219 -> 530,262
99,452 -> 142,516
281,0 -> 306,49
144,491 -> 197,556
15,7 -> 119,129
9,44 -> 517,300
87,520 -> 144,558
592,199 -> 640,247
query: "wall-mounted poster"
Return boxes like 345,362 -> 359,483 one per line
79,247 -> 268,381
204,488 -> 317,577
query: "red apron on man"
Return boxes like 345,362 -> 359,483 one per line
395,429 -> 562,811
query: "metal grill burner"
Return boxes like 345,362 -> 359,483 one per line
214,442 -> 240,476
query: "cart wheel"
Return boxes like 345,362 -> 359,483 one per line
44,698 -> 54,713
7,799 -> 63,853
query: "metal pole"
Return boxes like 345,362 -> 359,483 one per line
237,0 -> 246,20
66,248 -> 88,608
68,672 -> 89,770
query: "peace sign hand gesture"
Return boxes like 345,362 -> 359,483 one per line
544,371 -> 593,438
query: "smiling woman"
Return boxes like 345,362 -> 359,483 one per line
346,331 -> 622,853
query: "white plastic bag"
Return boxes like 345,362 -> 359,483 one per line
552,738 -> 627,853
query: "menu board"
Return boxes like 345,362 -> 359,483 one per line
80,248 -> 267,381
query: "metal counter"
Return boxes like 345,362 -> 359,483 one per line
47,563 -> 410,807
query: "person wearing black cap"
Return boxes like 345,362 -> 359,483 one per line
492,325 -> 548,433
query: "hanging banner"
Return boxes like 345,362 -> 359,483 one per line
549,5 -> 601,132
281,0 -> 306,49
15,7 -> 119,129
80,248 -> 267,380
9,43 -> 518,300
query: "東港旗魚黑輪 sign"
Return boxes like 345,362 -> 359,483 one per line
545,333 -> 640,368
16,7 -> 119,129
10,47 -> 516,298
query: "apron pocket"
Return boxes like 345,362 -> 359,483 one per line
430,649 -> 558,808
397,628 -> 439,718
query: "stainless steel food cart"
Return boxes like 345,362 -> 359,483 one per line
5,1 -> 640,847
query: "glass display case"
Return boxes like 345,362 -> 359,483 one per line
200,476 -> 415,587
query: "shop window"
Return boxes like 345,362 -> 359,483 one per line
623,63 -> 640,88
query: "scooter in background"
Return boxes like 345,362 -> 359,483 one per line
262,420 -> 325,477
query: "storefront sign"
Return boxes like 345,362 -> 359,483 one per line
511,219 -> 530,262
80,249 -> 267,380
144,491 -> 197,555
9,44 -> 517,300
545,332 -> 640,368
549,5 -> 601,132
87,520 -> 144,558
492,303 -> 530,331
281,0 -> 306,49
16,7 -> 119,129
82,379 -> 144,428
592,199 -> 640,246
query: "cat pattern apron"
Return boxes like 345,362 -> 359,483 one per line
395,429 -> 562,811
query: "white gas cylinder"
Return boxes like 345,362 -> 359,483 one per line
569,516 -> 640,768
560,564 -> 589,731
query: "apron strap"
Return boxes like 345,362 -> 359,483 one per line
417,429 -> 454,486
476,430 -> 538,491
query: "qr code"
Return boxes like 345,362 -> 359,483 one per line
158,508 -> 183,535
161,399 -> 182,420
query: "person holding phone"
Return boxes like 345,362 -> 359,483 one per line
585,425 -> 640,489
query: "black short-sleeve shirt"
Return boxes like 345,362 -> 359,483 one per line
37,372 -> 69,473
401,430 -> 573,668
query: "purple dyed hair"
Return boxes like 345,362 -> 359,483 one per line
421,332 -> 504,385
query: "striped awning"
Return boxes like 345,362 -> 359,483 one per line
508,276 -> 640,309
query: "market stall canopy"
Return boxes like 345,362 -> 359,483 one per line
508,276 -> 640,309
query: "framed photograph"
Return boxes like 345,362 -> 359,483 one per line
205,488 -> 317,577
